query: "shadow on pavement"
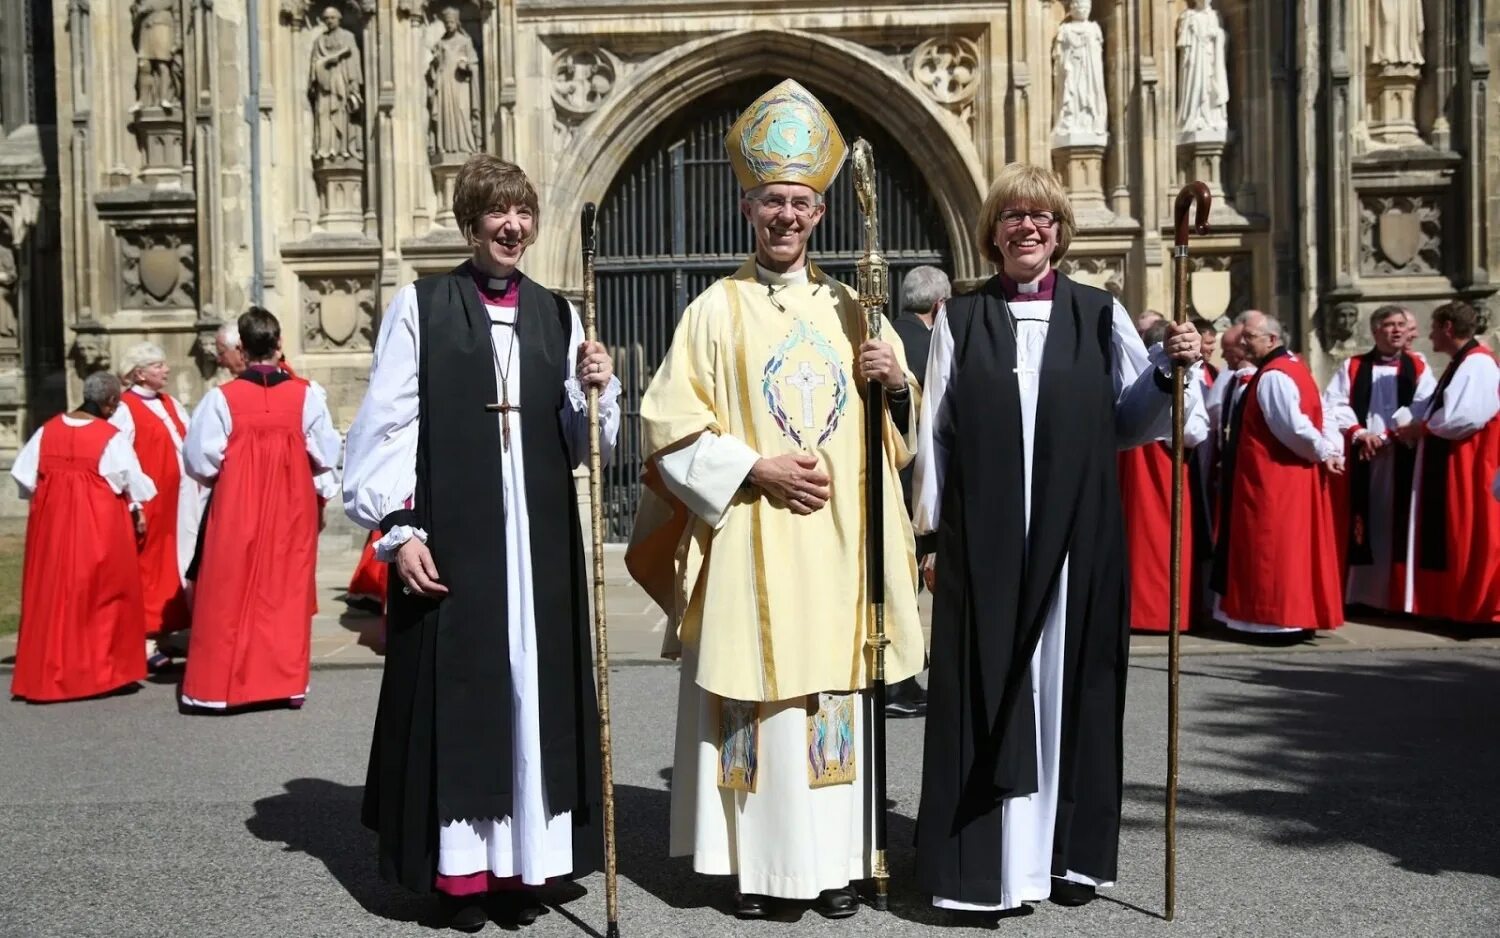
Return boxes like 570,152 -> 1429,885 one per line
244,778 -> 438,928
1133,653 -> 1500,880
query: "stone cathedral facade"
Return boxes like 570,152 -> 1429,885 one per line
0,1 -> 1494,487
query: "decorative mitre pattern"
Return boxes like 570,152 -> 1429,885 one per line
725,79 -> 847,193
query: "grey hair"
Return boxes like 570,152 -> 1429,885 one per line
900,266 -> 952,313
1234,309 -> 1282,339
1370,304 -> 1408,330
215,321 -> 241,348
1141,320 -> 1170,348
82,370 -> 122,406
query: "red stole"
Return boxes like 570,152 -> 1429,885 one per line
182,377 -> 318,707
1118,443 -> 1193,632
11,417 -> 146,701
1219,350 -> 1344,629
1409,343 -> 1500,623
120,390 -> 190,635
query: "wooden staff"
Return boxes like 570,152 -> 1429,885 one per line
851,138 -> 892,911
580,202 -> 622,938
1167,181 -> 1211,922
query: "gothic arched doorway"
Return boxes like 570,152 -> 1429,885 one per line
594,79 -> 953,540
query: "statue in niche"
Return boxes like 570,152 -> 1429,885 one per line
1176,0 -> 1231,140
0,236 -> 17,341
426,5 -> 481,157
130,0 -> 182,111
308,5 -> 365,163
1369,0 -> 1425,67
1051,0 -> 1108,142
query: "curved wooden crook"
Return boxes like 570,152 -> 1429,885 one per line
1172,182 -> 1212,247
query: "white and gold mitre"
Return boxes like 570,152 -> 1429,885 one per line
725,79 -> 847,193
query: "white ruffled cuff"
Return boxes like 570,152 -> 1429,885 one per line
565,375 -> 622,412
375,525 -> 428,562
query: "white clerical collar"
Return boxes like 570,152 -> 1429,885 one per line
130,386 -> 159,400
755,263 -> 809,286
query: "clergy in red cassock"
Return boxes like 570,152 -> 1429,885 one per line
179,308 -> 342,711
11,372 -> 157,703
1212,311 -> 1344,636
912,163 -> 1204,914
1321,305 -> 1435,610
111,343 -> 201,663
1117,320 -> 1210,632
345,530 -> 387,612
343,155 -> 619,931
1395,301 -> 1500,624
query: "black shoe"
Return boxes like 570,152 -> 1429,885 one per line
441,895 -> 489,932
814,885 -> 860,919
1049,878 -> 1096,907
491,891 -> 544,926
885,677 -> 927,718
734,891 -> 772,919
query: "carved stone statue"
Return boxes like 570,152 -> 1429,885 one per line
130,0 -> 181,111
308,6 -> 365,163
426,6 -> 480,158
1176,0 -> 1231,142
1369,0 -> 1425,67
1051,0 -> 1108,145
0,237 -> 17,341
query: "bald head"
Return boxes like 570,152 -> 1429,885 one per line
1221,324 -> 1246,369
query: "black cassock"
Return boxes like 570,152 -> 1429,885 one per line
915,273 -> 1133,904
362,264 -> 602,893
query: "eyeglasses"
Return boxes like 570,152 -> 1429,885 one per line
998,210 -> 1059,228
751,195 -> 820,217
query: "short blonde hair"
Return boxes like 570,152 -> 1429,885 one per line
975,163 -> 1077,267
453,154 -> 540,247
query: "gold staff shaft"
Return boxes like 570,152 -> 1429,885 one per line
581,202 -> 621,938
1167,181 -> 1211,923
852,138 -> 892,911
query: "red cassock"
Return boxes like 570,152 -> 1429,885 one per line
182,379 -> 319,708
1409,345 -> 1500,623
1118,443 -> 1193,632
120,390 -> 190,636
11,417 -> 146,702
1220,353 -> 1344,630
346,530 -> 387,604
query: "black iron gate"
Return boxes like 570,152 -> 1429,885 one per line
596,79 -> 953,541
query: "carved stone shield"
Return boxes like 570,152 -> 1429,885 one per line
139,247 -> 180,302
318,290 -> 359,346
1189,269 -> 1232,320
1377,209 -> 1421,269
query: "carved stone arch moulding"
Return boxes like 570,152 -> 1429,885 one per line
282,0 -> 370,31
396,0 -> 494,24
542,28 -> 987,286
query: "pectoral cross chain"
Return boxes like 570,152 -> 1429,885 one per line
484,395 -> 521,449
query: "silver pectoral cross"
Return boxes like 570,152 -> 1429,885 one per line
1013,362 -> 1039,389
785,361 -> 828,429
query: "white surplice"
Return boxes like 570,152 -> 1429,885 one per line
1321,355 -> 1437,608
110,389 -> 205,580
341,279 -> 621,885
1402,351 -> 1500,611
911,284 -> 1197,912
658,265 -> 879,900
12,416 -> 158,504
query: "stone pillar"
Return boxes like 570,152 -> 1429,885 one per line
1051,137 -> 1113,226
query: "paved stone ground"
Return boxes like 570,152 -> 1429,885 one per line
1,648 -> 1499,937
6,540 -> 1497,668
